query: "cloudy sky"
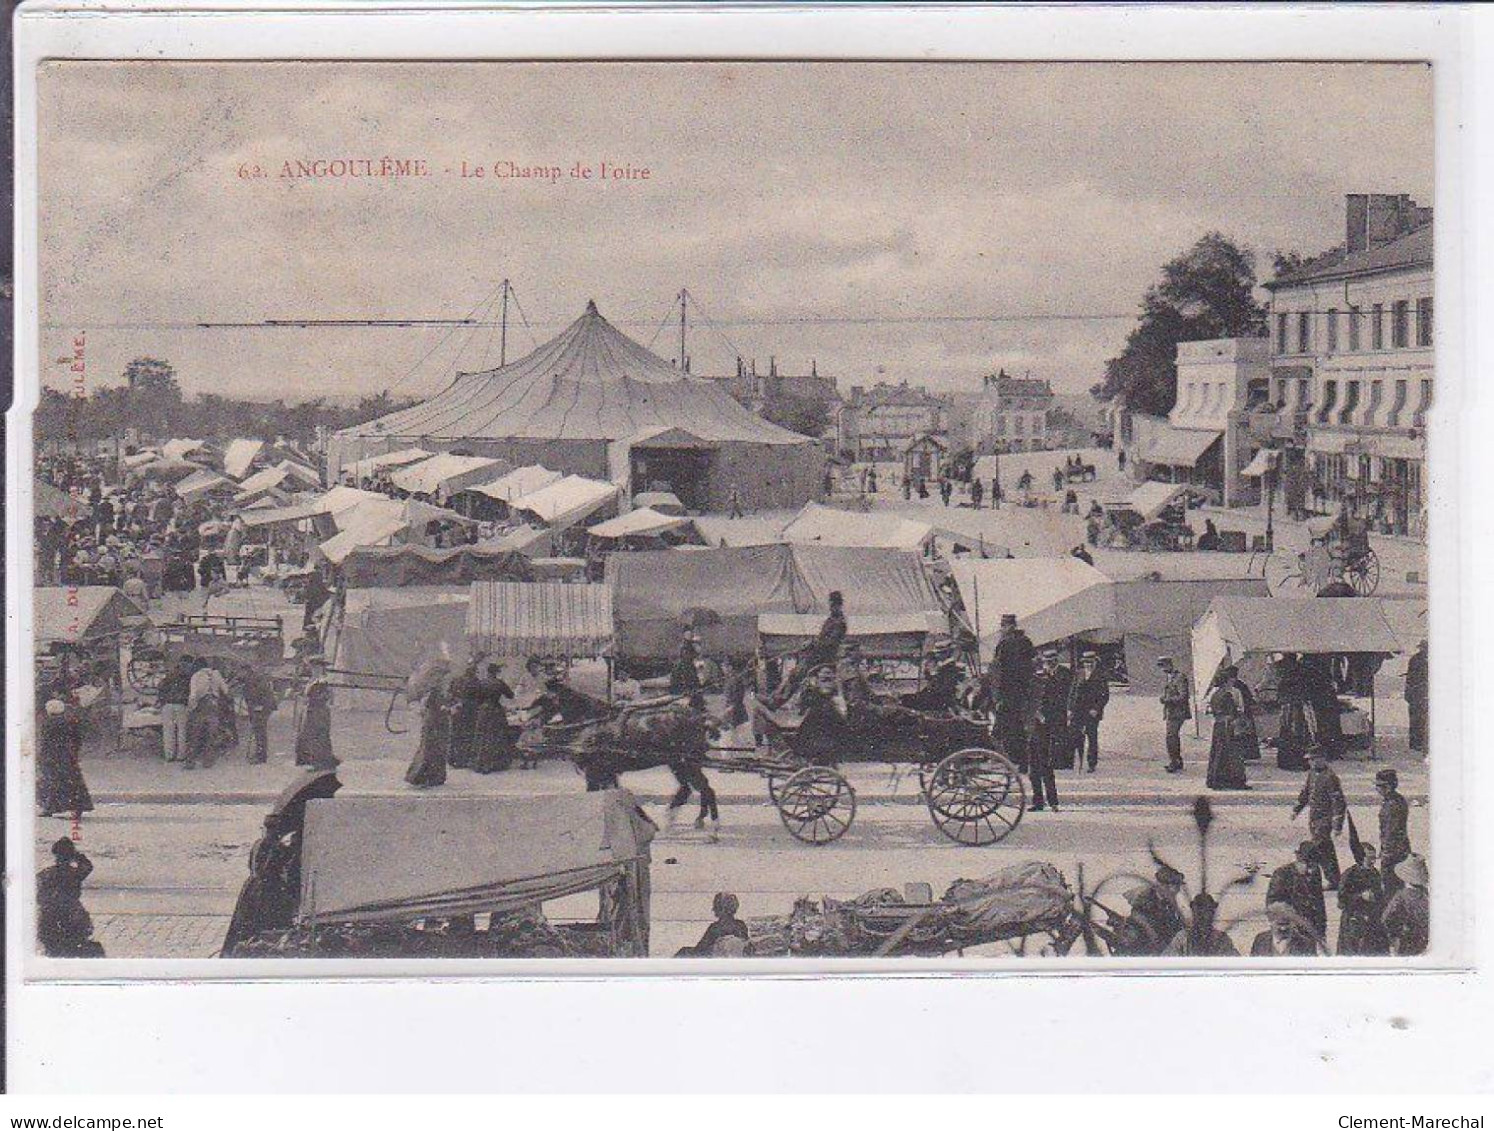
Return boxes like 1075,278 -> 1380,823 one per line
37,61 -> 1433,401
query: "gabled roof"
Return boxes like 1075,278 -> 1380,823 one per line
1266,222 -> 1432,289
337,301 -> 816,447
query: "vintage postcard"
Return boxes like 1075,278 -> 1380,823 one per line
19,57 -> 1443,972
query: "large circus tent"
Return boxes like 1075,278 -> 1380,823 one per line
329,300 -> 827,513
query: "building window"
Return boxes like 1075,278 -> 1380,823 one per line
1276,313 -> 1289,354
1014,416 -> 1024,436
1297,311 -> 1312,354
1372,303 -> 1384,349
1392,300 -> 1410,348
1349,306 -> 1362,352
1326,308 -> 1339,352
1298,379 -> 1308,408
1417,297 -> 1433,347
1275,379 -> 1287,405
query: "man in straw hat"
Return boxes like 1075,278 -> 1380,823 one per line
980,613 -> 1035,772
1157,656 -> 1190,774
1382,855 -> 1429,956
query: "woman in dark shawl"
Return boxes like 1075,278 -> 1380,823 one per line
405,670 -> 453,788
794,666 -> 850,767
294,657 -> 337,770
37,699 -> 93,819
1205,670 -> 1250,791
221,814 -> 302,954
470,663 -> 517,775
446,660 -> 481,770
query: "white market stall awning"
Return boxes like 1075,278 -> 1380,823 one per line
235,465 -> 292,500
1190,595 -> 1402,708
587,507 -> 691,540
160,438 -> 205,460
223,438 -> 265,480
461,465 -> 564,504
466,581 -> 614,658
951,556 -> 1115,657
781,502 -> 934,552
632,491 -> 685,516
389,453 -> 508,498
35,586 -> 148,644
511,475 -> 620,530
341,448 -> 435,482
175,468 -> 233,500
240,486 -> 386,529
1125,481 -> 1188,520
317,498 -> 474,565
1239,449 -> 1280,478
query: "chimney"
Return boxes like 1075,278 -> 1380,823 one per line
1346,194 -> 1369,253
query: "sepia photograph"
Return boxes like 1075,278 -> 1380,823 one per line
22,56 -> 1440,969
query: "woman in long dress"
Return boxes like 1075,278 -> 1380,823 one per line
37,699 -> 93,819
446,661 -> 480,770
1205,675 -> 1250,791
294,659 -> 337,770
405,673 -> 452,788
1274,654 -> 1313,771
470,663 -> 517,775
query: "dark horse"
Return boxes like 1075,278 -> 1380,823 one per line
524,683 -> 721,827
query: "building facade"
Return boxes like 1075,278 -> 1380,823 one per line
836,381 -> 946,463
723,357 -> 841,435
1262,193 -> 1432,538
968,370 -> 1055,454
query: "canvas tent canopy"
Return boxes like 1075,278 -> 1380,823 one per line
341,544 -> 533,589
340,448 -> 434,483
511,475 -> 620,530
298,793 -> 653,947
586,507 -> 692,541
222,439 -> 265,480
608,543 -> 942,661
234,465 -> 297,501
1111,576 -> 1271,693
175,468 -> 234,500
951,557 -> 1114,659
160,438 -> 205,460
1134,420 -> 1221,468
1125,481 -> 1188,521
1240,448 -> 1279,478
388,453 -> 510,499
35,586 -> 147,644
329,586 -> 473,687
239,486 -> 386,530
466,581 -> 613,658
460,465 -> 563,505
632,491 -> 685,516
1190,596 -> 1401,712
780,502 -> 934,552
317,498 -> 475,566
757,611 -> 949,658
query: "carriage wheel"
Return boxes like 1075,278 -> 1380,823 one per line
924,748 -> 1026,846
1346,549 -> 1381,596
775,766 -> 856,845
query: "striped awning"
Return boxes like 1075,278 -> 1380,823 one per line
466,581 -> 614,658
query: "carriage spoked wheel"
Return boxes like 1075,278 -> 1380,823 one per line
775,766 -> 857,845
923,748 -> 1026,846
1344,548 -> 1381,596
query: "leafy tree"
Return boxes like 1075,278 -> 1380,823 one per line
122,357 -> 183,435
762,394 -> 831,439
1097,233 -> 1266,417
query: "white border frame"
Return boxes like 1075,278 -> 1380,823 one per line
8,2 -> 1490,1091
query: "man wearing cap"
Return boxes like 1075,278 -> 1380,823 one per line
1068,652 -> 1109,773
1376,769 -> 1412,897
1266,841 -> 1328,940
1158,657 -> 1191,774
981,614 -> 1036,772
1292,748 -> 1347,889
1028,650 -> 1070,810
1382,855 -> 1429,956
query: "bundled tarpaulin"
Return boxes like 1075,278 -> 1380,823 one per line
511,475 -> 621,531
317,498 -> 474,565
222,438 -> 265,480
341,544 -> 534,589
35,479 -> 85,522
781,502 -> 934,552
608,543 -> 942,660
298,792 -> 653,946
1125,481 -> 1188,521
160,438 -> 206,460
35,586 -> 148,644
330,586 -> 473,686
460,465 -> 563,505
388,453 -> 510,500
175,468 -> 234,500
239,486 -> 386,530
1111,576 -> 1271,693
586,507 -> 693,541
1190,596 -> 1401,713
466,581 -> 614,658
951,556 -> 1114,659
757,611 -> 949,658
340,447 -> 434,483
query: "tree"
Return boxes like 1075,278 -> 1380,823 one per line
762,394 -> 831,439
122,357 -> 184,436
1271,250 -> 1312,279
1096,233 -> 1266,417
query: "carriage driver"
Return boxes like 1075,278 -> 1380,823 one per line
772,591 -> 849,705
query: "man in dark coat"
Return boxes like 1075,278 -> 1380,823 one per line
1266,841 -> 1328,941
1376,768 -> 1412,897
1028,650 -> 1070,810
1119,866 -> 1187,955
1337,842 -> 1390,956
237,663 -> 277,765
1158,657 -> 1191,773
1293,748 -> 1347,888
1068,652 -> 1109,772
981,614 -> 1035,771
1405,640 -> 1429,753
